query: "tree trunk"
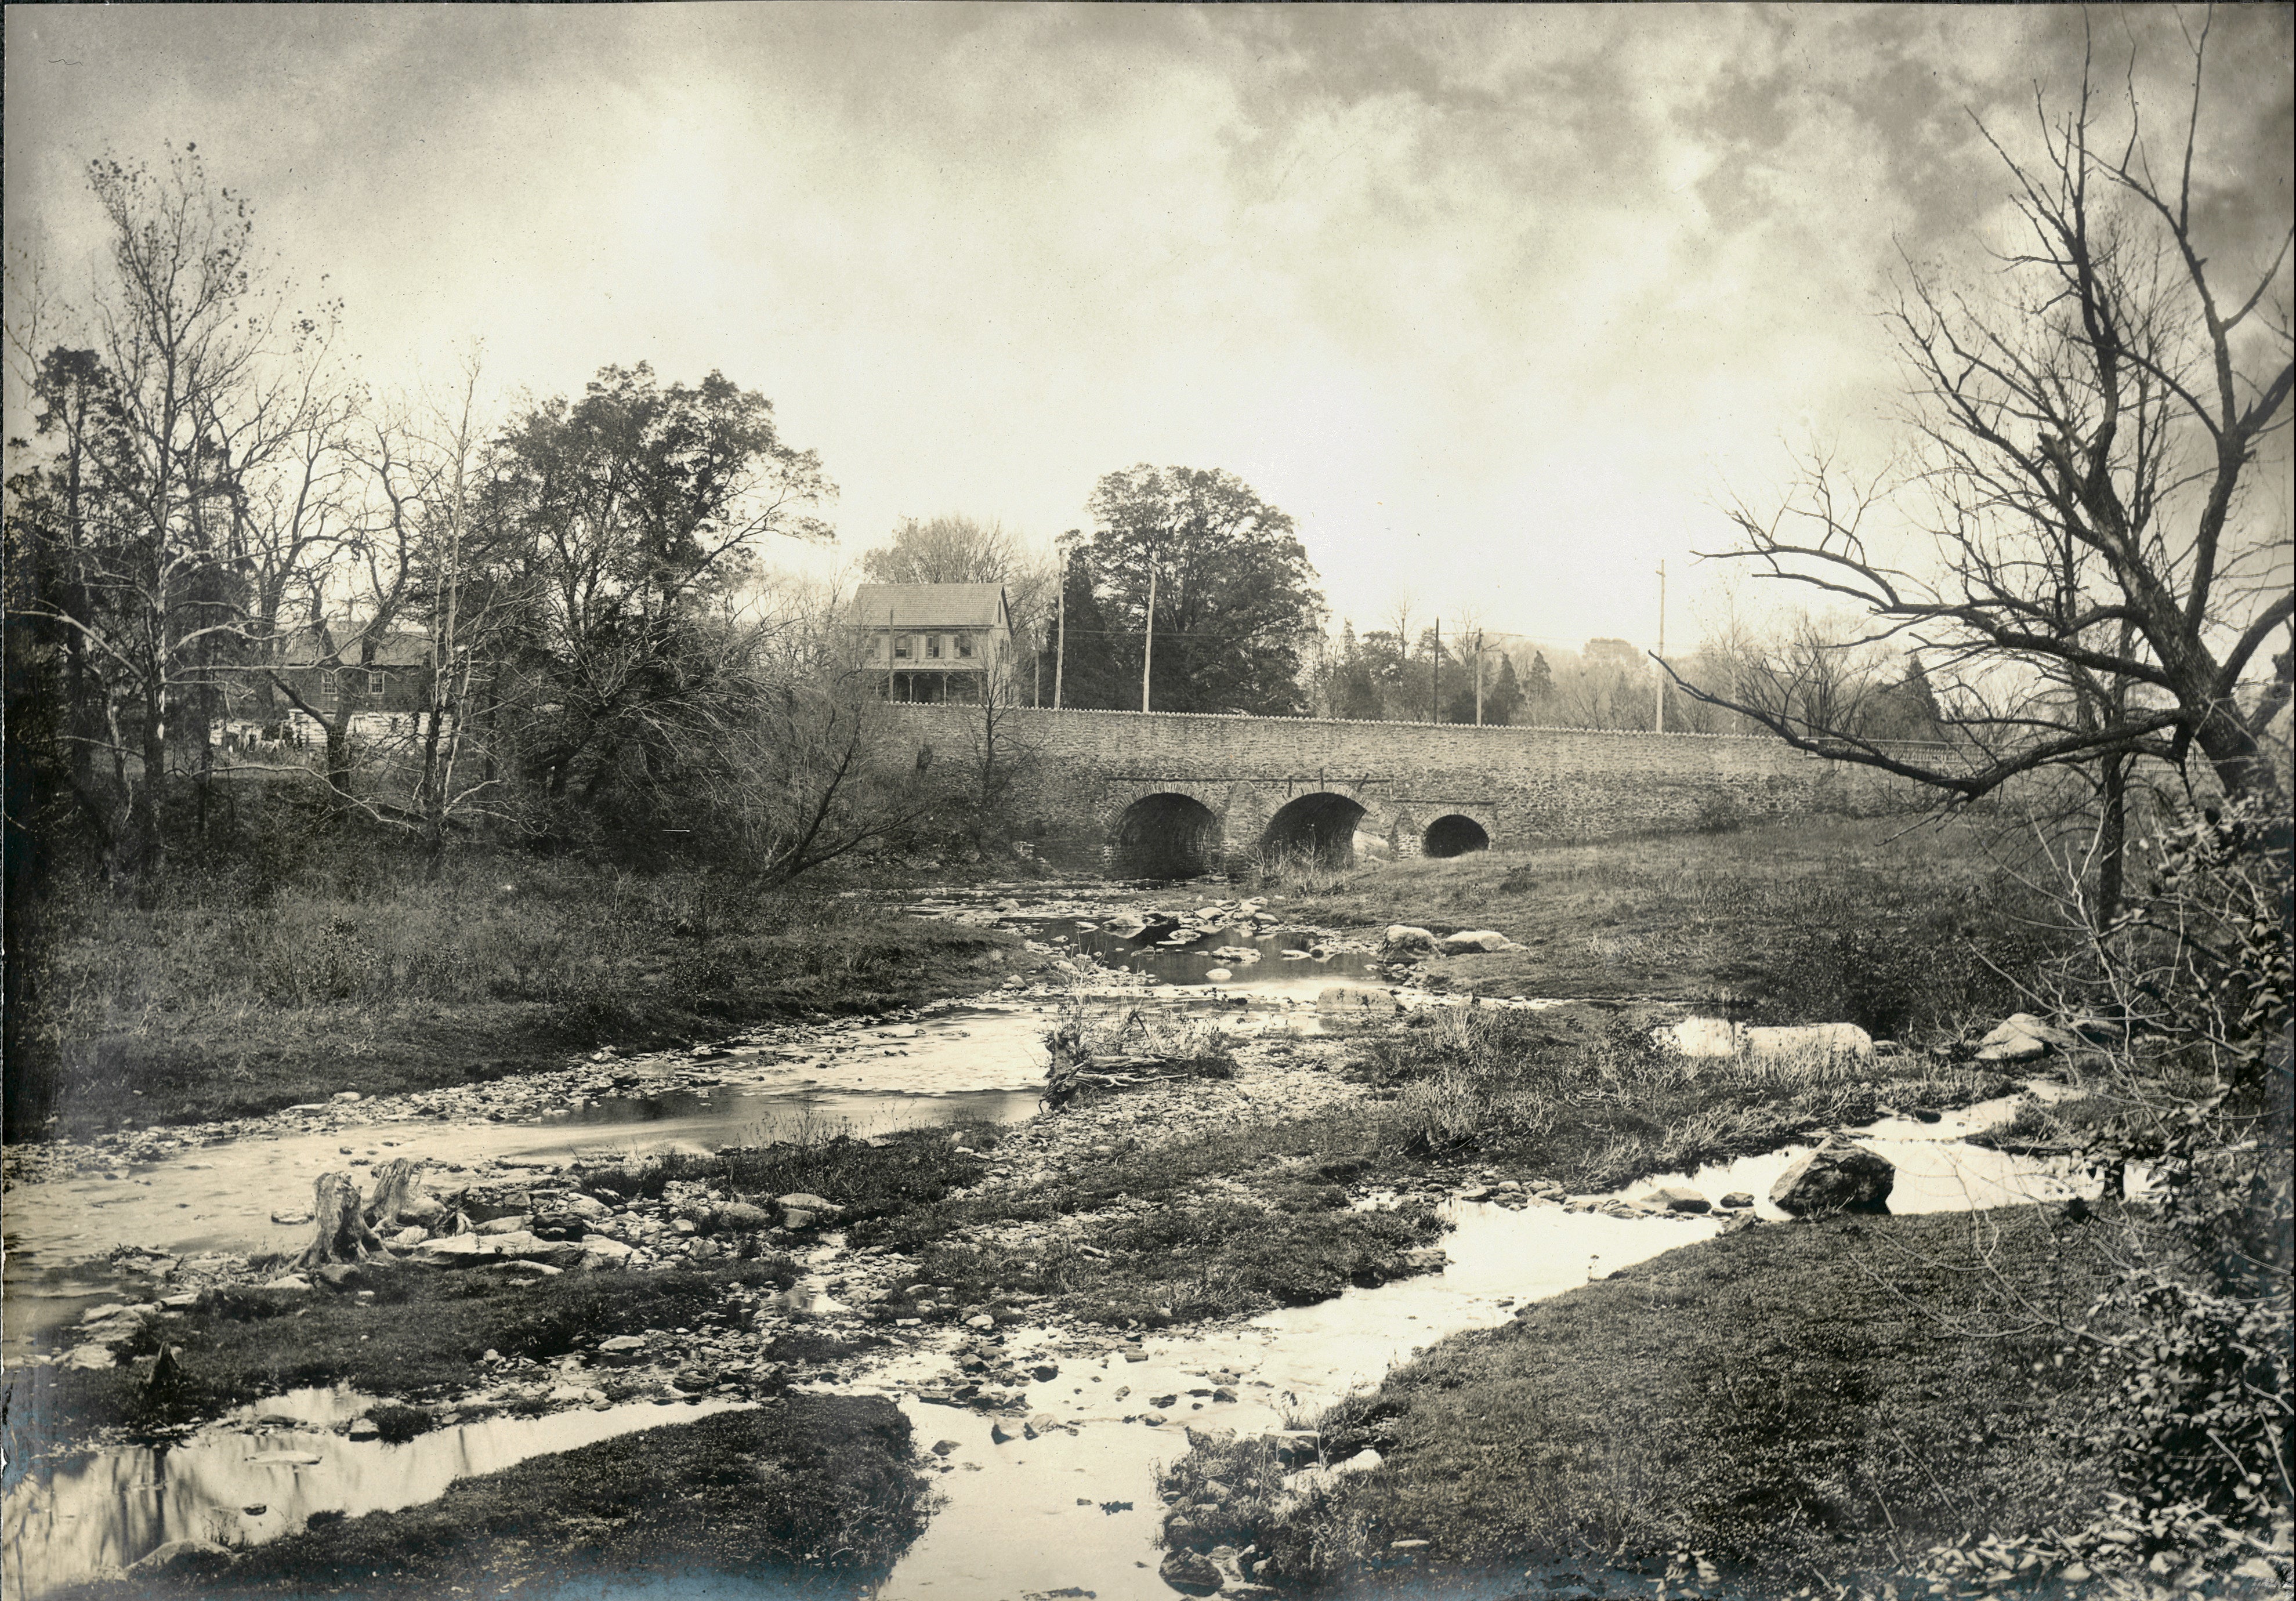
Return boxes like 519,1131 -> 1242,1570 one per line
363,1157 -> 439,1230
2095,753 -> 2128,932
298,1171 -> 385,1267
134,680 -> 168,878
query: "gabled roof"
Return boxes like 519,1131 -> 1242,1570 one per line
849,583 -> 1010,631
273,623 -> 432,668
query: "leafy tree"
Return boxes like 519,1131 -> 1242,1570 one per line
1680,29 -> 2293,923
480,363 -> 834,814
1071,465 -> 1324,715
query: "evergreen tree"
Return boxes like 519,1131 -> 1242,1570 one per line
1524,650 -> 1554,713
1034,549 -> 1132,710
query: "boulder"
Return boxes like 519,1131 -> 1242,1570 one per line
781,1280 -> 849,1318
580,1237 -> 637,1267
1718,1191 -> 1755,1210
123,1540 -> 236,1581
1648,1185 -> 1711,1214
1976,1013 -> 2079,1063
1382,925 -> 1441,955
1160,1548 -> 1225,1595
1769,1139 -> 1895,1216
61,1343 -> 118,1371
415,1232 -> 583,1269
528,1208 -> 591,1241
715,1201 -> 772,1231
1743,1023 -> 1875,1064
1439,929 -> 1515,954
475,1215 -> 534,1236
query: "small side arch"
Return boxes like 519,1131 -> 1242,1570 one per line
1422,814 -> 1491,858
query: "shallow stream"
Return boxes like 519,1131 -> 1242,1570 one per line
3,1091 -> 2084,1599
1,890 -> 2087,1598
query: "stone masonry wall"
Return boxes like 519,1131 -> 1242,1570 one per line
883,703 -> 1935,871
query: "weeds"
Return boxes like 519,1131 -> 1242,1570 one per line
15,850 -> 1019,1136
1354,1004 -> 2010,1189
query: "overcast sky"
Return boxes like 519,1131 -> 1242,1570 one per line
6,3 -> 2289,651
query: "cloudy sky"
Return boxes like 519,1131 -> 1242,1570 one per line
5,4 -> 2289,650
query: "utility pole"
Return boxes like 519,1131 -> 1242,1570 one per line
1654,560 -> 1667,734
1432,618 -> 1441,723
1141,565 -> 1157,713
1474,631 -> 1484,726
1053,581 -> 1066,709
886,606 -> 896,702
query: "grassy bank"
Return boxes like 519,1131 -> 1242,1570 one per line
1353,1002 -> 2019,1190
56,1394 -> 928,1599
1173,1206 -> 2121,1590
1266,816 -> 2069,1034
11,850 -> 1027,1139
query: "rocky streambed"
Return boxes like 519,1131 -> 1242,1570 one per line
1,886 -> 2091,1599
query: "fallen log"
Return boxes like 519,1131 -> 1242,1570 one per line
298,1171 -> 386,1269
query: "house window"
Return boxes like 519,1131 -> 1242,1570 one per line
954,633 -> 974,658
368,670 -> 386,694
318,669 -> 341,703
926,635 -> 942,660
893,634 -> 912,660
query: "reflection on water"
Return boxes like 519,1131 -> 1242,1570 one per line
1,1387 -> 747,1598
5,1110 -> 2085,1601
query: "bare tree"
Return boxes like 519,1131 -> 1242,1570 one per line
1676,26 -> 2292,923
12,149 -> 303,874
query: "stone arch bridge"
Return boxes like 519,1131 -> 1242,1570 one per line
883,704 -> 1919,877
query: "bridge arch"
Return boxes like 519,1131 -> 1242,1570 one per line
1261,791 -> 1367,868
1422,813 -> 1491,858
1110,792 -> 1223,879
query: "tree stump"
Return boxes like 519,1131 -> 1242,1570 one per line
363,1157 -> 436,1229
298,1172 -> 385,1268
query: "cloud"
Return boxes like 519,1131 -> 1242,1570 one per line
5,3 -> 2286,648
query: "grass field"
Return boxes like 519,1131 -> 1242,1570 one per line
1266,814 -> 2072,1035
9,850 -> 1026,1138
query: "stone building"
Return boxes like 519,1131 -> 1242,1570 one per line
848,582 -> 1014,703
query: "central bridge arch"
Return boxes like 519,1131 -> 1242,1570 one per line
1260,792 -> 1366,867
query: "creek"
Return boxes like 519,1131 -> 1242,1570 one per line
2,1089 -> 2084,1599
0,890 -> 2087,1598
